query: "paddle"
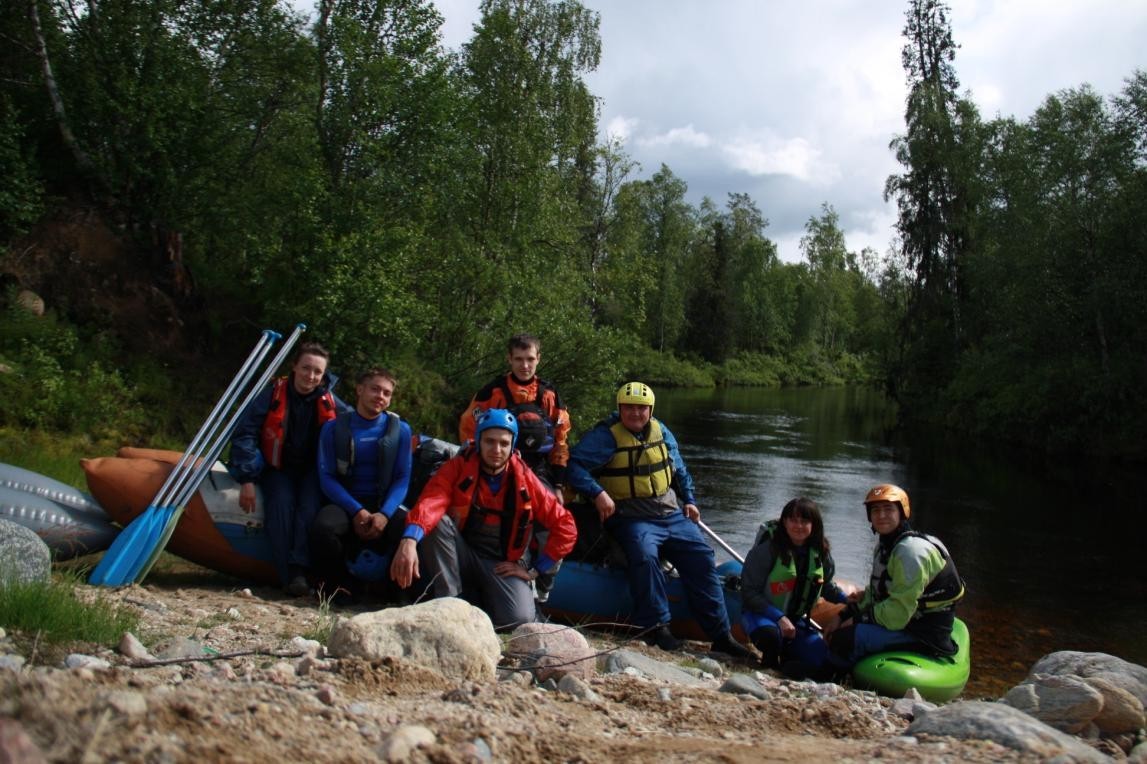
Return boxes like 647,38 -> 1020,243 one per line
89,329 -> 281,586
697,519 -> 745,564
131,323 -> 307,583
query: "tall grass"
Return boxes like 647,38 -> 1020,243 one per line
0,569 -> 139,648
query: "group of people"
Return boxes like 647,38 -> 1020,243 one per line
227,333 -> 964,675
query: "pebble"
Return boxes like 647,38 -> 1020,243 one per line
718,674 -> 769,700
377,724 -> 436,761
289,636 -> 324,658
316,685 -> 338,706
118,632 -> 153,661
657,688 -> 673,702
236,588 -> 254,599
106,691 -> 148,717
65,654 -> 110,670
0,656 -> 25,672
0,718 -> 48,764
226,607 -> 242,620
557,674 -> 602,702
696,658 -> 724,677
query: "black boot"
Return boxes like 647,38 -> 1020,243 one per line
641,625 -> 683,651
711,633 -> 754,661
749,626 -> 781,670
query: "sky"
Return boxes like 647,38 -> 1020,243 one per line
427,1 -> 1146,263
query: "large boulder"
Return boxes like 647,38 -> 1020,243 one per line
327,598 -> 501,682
1030,651 -> 1147,706
0,518 -> 52,586
508,623 -> 595,681
1083,675 -> 1146,734
907,701 -> 1106,762
1001,674 -> 1104,734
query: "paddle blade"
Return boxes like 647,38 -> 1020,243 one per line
88,507 -> 159,586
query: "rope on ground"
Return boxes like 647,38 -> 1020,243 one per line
127,648 -> 306,668
499,621 -> 664,674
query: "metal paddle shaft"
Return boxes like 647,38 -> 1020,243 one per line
133,323 -> 308,583
88,329 -> 282,586
697,519 -> 745,564
150,329 -> 280,510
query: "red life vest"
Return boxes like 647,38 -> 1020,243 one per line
259,377 -> 337,468
448,449 -> 536,563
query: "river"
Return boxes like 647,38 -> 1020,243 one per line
652,385 -> 1147,697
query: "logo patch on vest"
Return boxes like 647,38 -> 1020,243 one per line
769,580 -> 796,596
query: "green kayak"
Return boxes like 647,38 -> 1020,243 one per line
850,618 -> 971,702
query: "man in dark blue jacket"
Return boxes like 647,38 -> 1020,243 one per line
228,342 -> 347,596
311,367 -> 413,603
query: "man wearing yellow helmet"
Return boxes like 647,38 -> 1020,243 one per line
566,382 -> 752,659
828,483 -> 965,667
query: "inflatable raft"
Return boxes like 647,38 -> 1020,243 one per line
0,462 -> 120,560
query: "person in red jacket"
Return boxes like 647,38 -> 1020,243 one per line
391,409 -> 577,629
459,333 -> 571,490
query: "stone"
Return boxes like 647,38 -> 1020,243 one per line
1030,651 -> 1147,706
289,636 -> 324,658
377,724 -> 436,761
601,649 -> 707,686
0,718 -> 48,764
892,688 -> 936,721
1128,741 -> 1147,764
15,290 -> 45,316
1081,675 -> 1146,734
105,690 -> 148,716
315,685 -> 338,706
154,637 -> 206,661
0,655 -> 26,673
718,674 -> 769,700
65,654 -> 111,670
696,657 -> 724,678
556,673 -> 602,702
0,518 -> 52,586
906,700 -> 1107,762
508,622 -> 595,681
327,598 -> 501,682
118,632 -> 153,662
1001,674 -> 1104,733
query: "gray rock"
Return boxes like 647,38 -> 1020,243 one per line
0,518 -> 51,586
1081,675 -> 1146,734
289,636 -> 324,658
1030,651 -> 1147,706
696,657 -> 724,677
1128,741 -> 1147,764
892,688 -> 936,720
601,649 -> 707,686
378,724 -> 436,761
105,690 -> 148,716
65,654 -> 110,670
328,598 -> 501,682
0,655 -> 26,673
657,687 -> 673,702
118,632 -> 153,661
508,622 -> 595,681
557,673 -> 602,702
906,700 -> 1107,762
1001,674 -> 1104,733
719,673 -> 769,700
154,637 -> 206,660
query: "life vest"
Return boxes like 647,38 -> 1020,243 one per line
596,418 -> 673,500
871,530 -> 965,616
753,520 -> 827,619
446,448 -> 535,562
260,377 -> 337,468
332,410 -> 402,510
496,377 -> 556,456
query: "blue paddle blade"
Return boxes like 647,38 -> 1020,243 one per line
89,506 -> 160,585
133,504 -> 187,583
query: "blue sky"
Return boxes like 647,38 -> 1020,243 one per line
428,1 -> 1146,263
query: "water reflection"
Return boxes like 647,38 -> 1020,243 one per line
652,385 -> 1147,694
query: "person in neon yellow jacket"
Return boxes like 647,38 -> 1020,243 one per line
829,484 -> 964,666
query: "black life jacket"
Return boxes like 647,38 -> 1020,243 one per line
332,410 -> 402,511
497,377 -> 555,457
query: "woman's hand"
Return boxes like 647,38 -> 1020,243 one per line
778,615 -> 796,639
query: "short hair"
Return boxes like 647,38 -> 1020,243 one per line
356,367 -> 397,387
507,333 -> 541,354
294,341 -> 330,363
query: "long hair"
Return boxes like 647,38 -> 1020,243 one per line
772,497 -> 830,563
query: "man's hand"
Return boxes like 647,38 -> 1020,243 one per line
683,503 -> 700,522
353,508 -> 386,540
238,482 -> 257,513
594,491 -> 616,522
390,538 -> 419,588
493,561 -> 532,581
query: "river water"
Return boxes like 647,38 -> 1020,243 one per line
652,386 -> 1147,696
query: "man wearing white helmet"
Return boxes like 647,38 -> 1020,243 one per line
566,382 -> 752,659
390,409 -> 577,629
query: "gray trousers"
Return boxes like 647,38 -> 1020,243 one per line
422,516 -> 536,630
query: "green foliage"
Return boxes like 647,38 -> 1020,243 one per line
625,345 -> 715,389
0,569 -> 140,649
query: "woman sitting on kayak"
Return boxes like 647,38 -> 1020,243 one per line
740,497 -> 849,679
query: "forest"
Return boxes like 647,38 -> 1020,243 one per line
0,0 -> 1144,460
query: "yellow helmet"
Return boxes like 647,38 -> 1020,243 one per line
864,483 -> 911,519
617,381 -> 655,410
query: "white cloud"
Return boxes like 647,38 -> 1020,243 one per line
605,115 -> 639,142
722,133 -> 839,186
638,125 -> 712,149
